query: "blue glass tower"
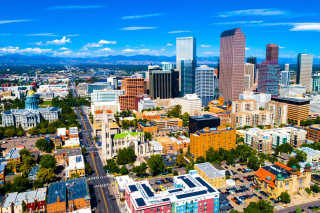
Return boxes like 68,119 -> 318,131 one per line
25,90 -> 39,110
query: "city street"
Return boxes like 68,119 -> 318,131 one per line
71,82 -> 121,213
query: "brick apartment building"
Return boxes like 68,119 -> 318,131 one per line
119,78 -> 145,110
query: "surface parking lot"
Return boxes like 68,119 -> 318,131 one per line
1,136 -> 41,152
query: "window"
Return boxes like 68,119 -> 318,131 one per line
162,207 -> 164,209
151,209 -> 154,211
204,202 -> 207,206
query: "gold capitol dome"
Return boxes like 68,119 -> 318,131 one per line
27,90 -> 35,96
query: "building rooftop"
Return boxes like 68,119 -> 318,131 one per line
138,121 -> 156,127
3,192 -> 18,208
63,138 -> 80,147
35,187 -> 47,202
115,175 -> 134,192
271,97 -> 310,104
195,162 -> 224,179
69,127 -> 79,136
54,147 -> 82,156
28,165 -> 40,177
68,155 -> 85,170
15,191 -> 37,206
149,141 -> 162,148
309,124 -> 320,131
5,148 -> 20,160
66,178 -> 90,201
190,114 -> 220,120
47,181 -> 67,204
57,128 -> 66,136
114,131 -> 143,140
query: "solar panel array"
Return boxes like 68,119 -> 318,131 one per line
129,185 -> 138,192
135,198 -> 146,207
179,177 -> 196,188
195,177 -> 216,193
76,156 -> 82,163
162,198 -> 170,202
141,184 -> 154,197
176,190 -> 207,199
169,188 -> 183,193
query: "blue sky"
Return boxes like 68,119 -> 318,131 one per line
0,0 -> 319,58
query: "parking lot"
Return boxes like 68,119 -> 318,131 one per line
1,136 -> 41,152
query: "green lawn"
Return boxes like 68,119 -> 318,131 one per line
42,101 -> 52,105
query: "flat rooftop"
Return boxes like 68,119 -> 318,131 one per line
47,181 -> 67,204
69,127 -> 79,136
36,187 -> 47,202
3,192 -> 18,208
15,191 -> 37,205
66,177 -> 90,201
271,97 -> 310,104
190,114 -> 220,120
68,155 -> 85,170
309,124 -> 320,131
54,147 -> 82,156
195,162 -> 224,179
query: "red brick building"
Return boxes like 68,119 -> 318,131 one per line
119,78 -> 145,110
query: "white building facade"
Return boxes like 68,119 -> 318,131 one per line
195,65 -> 215,106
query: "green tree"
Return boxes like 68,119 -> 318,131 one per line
147,154 -> 166,175
120,166 -> 129,175
12,176 -> 29,192
311,183 -> 320,193
20,164 -> 32,178
173,170 -> 179,176
33,180 -> 44,189
204,106 -> 210,112
274,143 -> 294,154
296,150 -> 307,162
244,200 -> 273,213
19,149 -> 30,159
116,147 -> 135,165
93,136 -> 99,142
39,155 -> 57,170
70,173 -> 81,179
23,156 -> 36,167
295,206 -> 302,213
305,187 -> 311,195
195,156 -> 206,164
168,168 -> 172,173
185,163 -> 194,172
248,155 -> 264,171
16,131 -> 24,136
85,162 -> 92,174
286,158 -> 300,170
175,154 -> 186,167
256,125 -> 264,130
144,132 -> 152,141
278,192 -> 291,204
104,159 -> 119,174
4,129 -> 16,137
37,168 -> 56,183
81,147 -> 87,155
6,161 -> 22,173
35,139 -> 52,153
226,155 -> 236,165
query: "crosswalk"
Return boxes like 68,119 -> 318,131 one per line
93,184 -> 110,188
87,176 -> 109,181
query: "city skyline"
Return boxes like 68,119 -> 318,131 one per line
0,0 -> 320,58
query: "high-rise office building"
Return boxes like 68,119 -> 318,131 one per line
266,44 -> 279,62
244,63 -> 255,90
297,53 -> 313,92
219,28 -> 246,101
149,67 -> 172,99
161,62 -> 174,71
281,71 -> 290,86
257,61 -> 281,97
247,57 -> 257,82
176,37 -> 196,97
195,65 -> 216,106
285,63 -> 289,71
119,78 -> 145,110
244,75 -> 251,91
312,73 -> 320,92
171,70 -> 179,98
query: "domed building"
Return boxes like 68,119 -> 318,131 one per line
1,90 -> 61,129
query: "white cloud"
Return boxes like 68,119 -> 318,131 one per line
213,21 -> 263,25
53,50 -> 72,56
140,44 -> 145,46
161,48 -> 165,51
122,13 -> 165,19
98,39 -> 116,44
279,46 -> 285,49
27,33 -> 57,36
203,52 -> 213,54
200,45 -> 211,47
0,19 -> 33,24
245,47 -> 250,50
82,40 -> 117,50
59,47 -> 69,50
28,42 -> 46,46
0,34 -> 10,36
67,34 -> 80,37
94,48 -> 115,53
120,27 -> 157,30
168,31 -> 191,33
0,46 -> 52,54
46,36 -> 71,45
47,5 -> 106,10
289,23 -> 320,31
218,9 -> 286,17
121,49 -> 159,55
166,43 -> 173,46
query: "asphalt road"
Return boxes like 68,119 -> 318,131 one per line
273,198 -> 320,213
71,82 -> 120,213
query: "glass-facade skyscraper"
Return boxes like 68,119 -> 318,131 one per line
176,37 -> 196,97
281,71 -> 290,86
257,61 -> 281,97
266,44 -> 279,62
297,53 -> 313,92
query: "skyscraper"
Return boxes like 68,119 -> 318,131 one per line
285,63 -> 289,71
195,65 -> 216,106
266,44 -> 279,62
257,61 -> 281,97
176,37 -> 196,97
219,28 -> 246,101
149,66 -> 172,99
247,57 -> 257,82
244,63 -> 255,89
281,71 -> 290,86
161,62 -> 174,71
297,53 -> 313,92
